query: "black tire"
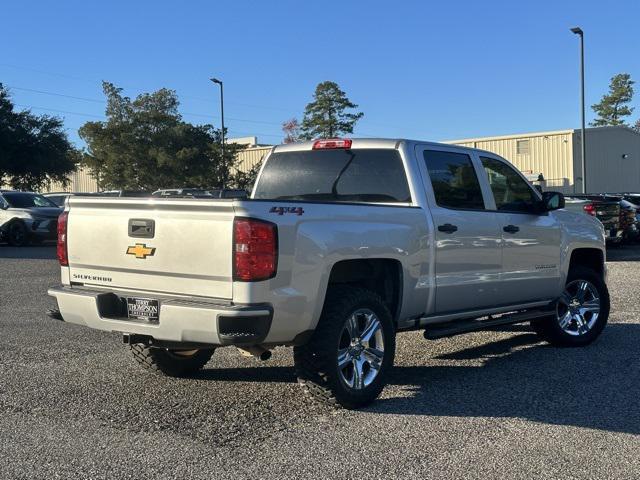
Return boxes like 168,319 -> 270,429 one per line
294,286 -> 396,409
7,221 -> 29,246
532,265 -> 609,347
130,344 -> 214,377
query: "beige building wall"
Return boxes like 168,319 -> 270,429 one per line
41,166 -> 99,193
2,166 -> 99,193
234,146 -> 272,173
447,130 -> 576,193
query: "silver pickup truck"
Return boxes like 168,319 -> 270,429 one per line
49,138 -> 609,408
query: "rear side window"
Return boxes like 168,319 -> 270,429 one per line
254,149 -> 411,203
423,150 -> 485,210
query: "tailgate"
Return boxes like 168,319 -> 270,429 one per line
66,197 -> 235,298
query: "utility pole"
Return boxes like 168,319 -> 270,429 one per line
210,77 -> 226,187
570,27 -> 587,193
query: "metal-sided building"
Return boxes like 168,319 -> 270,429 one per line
230,137 -> 273,175
446,126 -> 640,194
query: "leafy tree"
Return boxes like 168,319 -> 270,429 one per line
230,163 -> 261,192
0,84 -> 78,191
79,82 -> 242,191
633,118 -> 640,133
282,117 -> 300,143
299,81 -> 363,139
590,73 -> 635,126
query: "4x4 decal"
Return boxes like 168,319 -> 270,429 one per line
270,206 -> 304,216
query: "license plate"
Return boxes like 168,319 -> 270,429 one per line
126,297 -> 160,323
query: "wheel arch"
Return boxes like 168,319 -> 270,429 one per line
324,258 -> 403,325
568,247 -> 605,280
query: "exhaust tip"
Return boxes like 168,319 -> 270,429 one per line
46,308 -> 63,321
237,346 -> 272,361
259,350 -> 272,361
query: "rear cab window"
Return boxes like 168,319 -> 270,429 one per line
254,149 -> 412,204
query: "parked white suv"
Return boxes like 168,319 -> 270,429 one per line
48,138 -> 609,408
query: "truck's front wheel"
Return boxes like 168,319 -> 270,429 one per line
294,286 -> 396,409
532,265 -> 609,347
130,344 -> 214,377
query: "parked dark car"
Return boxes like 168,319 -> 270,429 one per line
43,192 -> 102,207
565,194 -> 623,244
151,188 -> 209,197
151,188 -> 248,199
0,190 -> 62,246
567,193 -> 640,244
207,188 -> 248,199
611,194 -> 640,242
100,190 -> 151,197
619,199 -> 640,242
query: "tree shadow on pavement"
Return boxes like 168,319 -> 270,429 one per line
196,323 -> 640,435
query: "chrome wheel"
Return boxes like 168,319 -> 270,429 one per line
337,309 -> 385,390
556,279 -> 601,336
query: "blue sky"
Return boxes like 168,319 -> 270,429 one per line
2,0 -> 639,147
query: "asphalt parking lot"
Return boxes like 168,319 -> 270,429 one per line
1,245 -> 639,479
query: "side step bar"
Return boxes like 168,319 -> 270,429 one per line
423,309 -> 551,340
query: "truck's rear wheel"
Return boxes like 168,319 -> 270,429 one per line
532,266 -> 609,347
294,286 -> 395,409
130,344 -> 214,377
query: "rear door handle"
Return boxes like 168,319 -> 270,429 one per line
503,225 -> 520,234
438,223 -> 458,234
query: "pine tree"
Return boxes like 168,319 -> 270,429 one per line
590,73 -> 635,126
299,81 -> 363,139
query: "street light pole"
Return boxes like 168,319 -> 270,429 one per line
210,77 -> 226,187
570,27 -> 587,193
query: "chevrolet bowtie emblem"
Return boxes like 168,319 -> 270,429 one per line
126,243 -> 156,259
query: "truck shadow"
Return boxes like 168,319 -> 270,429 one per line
0,244 -> 57,259
606,244 -> 640,262
371,323 -> 640,435
198,323 -> 640,435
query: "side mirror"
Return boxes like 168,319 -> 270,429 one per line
542,191 -> 564,211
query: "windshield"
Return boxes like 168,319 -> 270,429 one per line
254,149 -> 411,203
3,192 -> 59,208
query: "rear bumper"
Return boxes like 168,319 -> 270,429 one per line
48,285 -> 272,346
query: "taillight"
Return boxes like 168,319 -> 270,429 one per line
233,218 -> 277,281
57,211 -> 69,266
312,138 -> 352,150
583,204 -> 596,216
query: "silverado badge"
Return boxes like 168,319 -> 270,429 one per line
126,243 -> 156,259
